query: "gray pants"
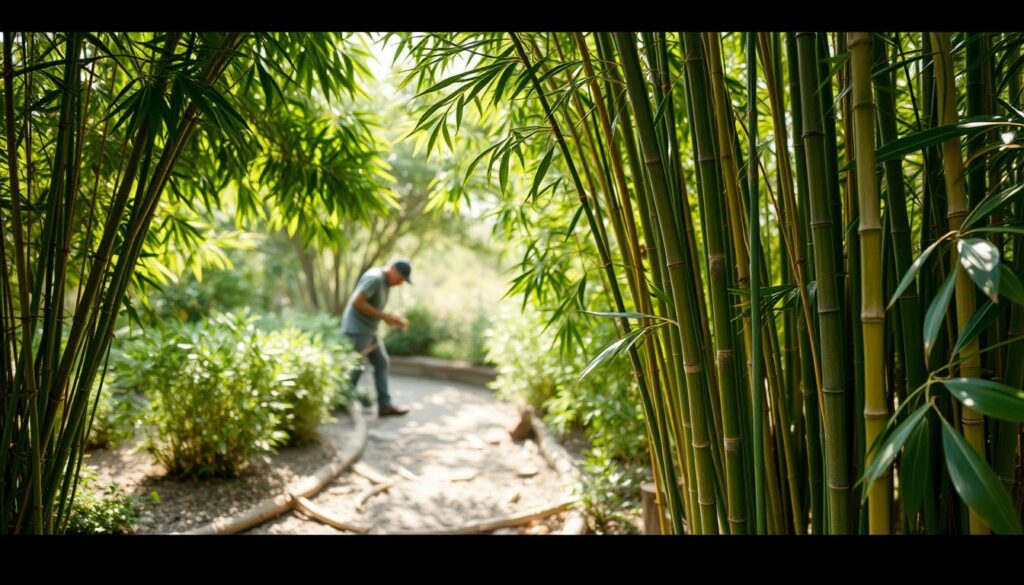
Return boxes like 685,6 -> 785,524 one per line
346,333 -> 392,410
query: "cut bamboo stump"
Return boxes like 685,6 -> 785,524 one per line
182,404 -> 368,535
508,404 -> 534,441
641,482 -> 662,535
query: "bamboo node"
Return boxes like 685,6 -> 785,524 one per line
723,437 -> 742,451
822,386 -> 845,395
692,439 -> 711,449
847,36 -> 872,49
946,209 -> 968,221
801,129 -> 824,139
683,363 -> 702,374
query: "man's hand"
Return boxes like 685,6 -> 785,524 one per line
384,314 -> 409,331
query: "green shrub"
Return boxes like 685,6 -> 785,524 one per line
110,310 -> 362,475
384,305 -> 443,355
484,304 -> 566,407
118,312 -> 288,478
85,376 -> 146,450
485,303 -> 648,525
260,326 -> 359,444
84,389 -> 143,452
426,310 -> 492,365
65,467 -> 141,534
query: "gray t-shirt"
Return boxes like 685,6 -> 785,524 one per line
342,267 -> 391,335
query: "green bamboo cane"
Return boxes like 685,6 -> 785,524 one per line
596,32 -> 693,531
1,32 -> 43,531
616,32 -> 720,534
797,31 -> 851,534
818,34 -> 845,285
578,33 -> 690,529
41,34 -> 244,522
838,36 -> 866,531
512,34 -> 685,534
850,32 -> 890,534
681,31 -> 747,535
783,31 -> 825,534
932,32 -> 988,534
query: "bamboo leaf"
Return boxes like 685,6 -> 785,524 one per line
999,265 -> 1024,307
584,310 -> 672,323
924,269 -> 957,364
875,116 -> 1019,164
952,301 -> 1004,356
492,61 -> 519,105
888,233 -> 952,309
943,378 -> 1024,422
941,418 -> 1022,534
863,403 -> 929,490
900,415 -> 931,521
957,237 -> 1000,302
579,327 -> 645,382
499,148 -> 511,194
962,183 -> 1023,235
530,144 -> 555,201
564,204 -> 584,240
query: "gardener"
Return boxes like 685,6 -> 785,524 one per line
342,260 -> 413,417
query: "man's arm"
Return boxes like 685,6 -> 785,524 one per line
352,293 -> 406,329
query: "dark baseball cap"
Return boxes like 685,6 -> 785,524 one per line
392,260 -> 413,285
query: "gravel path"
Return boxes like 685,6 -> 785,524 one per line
249,375 -> 571,534
84,375 -> 573,534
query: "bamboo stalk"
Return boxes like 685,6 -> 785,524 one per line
616,32 -> 720,534
797,31 -> 851,534
932,32 -> 989,534
850,32 -> 890,534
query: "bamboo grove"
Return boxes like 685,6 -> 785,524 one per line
399,32 -> 1024,534
0,32 -> 391,534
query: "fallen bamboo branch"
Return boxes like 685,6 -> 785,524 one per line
384,499 -> 577,535
393,464 -> 419,481
293,496 -> 370,534
356,482 -> 394,512
182,404 -> 368,535
352,461 -> 391,485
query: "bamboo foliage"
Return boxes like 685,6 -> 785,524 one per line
1,32 -> 391,533
396,30 -> 1024,535
9,30 -> 1024,535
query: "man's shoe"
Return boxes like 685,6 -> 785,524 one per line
378,405 -> 410,417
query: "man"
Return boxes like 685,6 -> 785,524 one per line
342,260 -> 413,417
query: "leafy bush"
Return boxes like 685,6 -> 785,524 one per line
65,467 -> 141,534
84,385 -> 145,450
485,303 -> 648,526
427,310 -> 492,365
115,312 -> 288,477
382,304 -> 492,364
384,305 -> 444,356
110,310 -> 361,476
260,326 -> 359,444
